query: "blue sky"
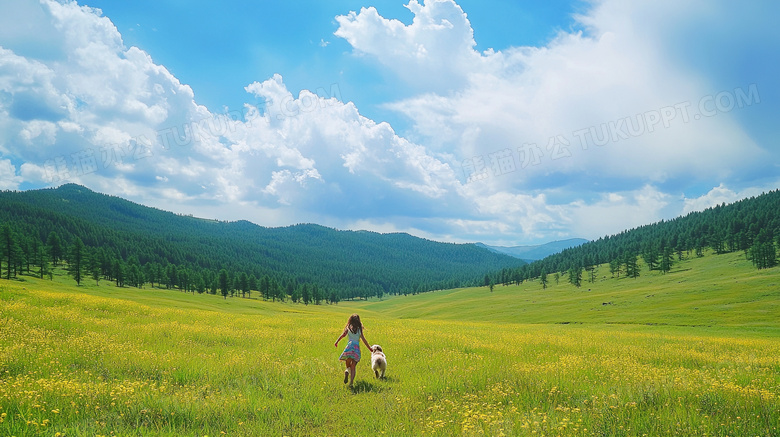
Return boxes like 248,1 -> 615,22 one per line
86,0 -> 585,130
0,0 -> 778,245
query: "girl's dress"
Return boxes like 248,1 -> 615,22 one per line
339,328 -> 362,362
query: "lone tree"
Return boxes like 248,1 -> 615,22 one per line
540,270 -> 548,289
67,237 -> 88,285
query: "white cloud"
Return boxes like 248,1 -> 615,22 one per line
367,1 -> 766,191
0,1 -> 470,233
335,0 -> 505,94
567,185 -> 674,239
0,0 -> 776,247
681,183 -> 777,215
0,159 -> 22,190
333,0 -> 779,242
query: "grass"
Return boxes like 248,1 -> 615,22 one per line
358,250 -> 780,329
0,251 -> 778,436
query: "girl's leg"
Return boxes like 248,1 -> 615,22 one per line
344,359 -> 354,384
349,361 -> 357,386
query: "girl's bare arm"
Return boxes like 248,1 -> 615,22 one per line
360,331 -> 371,350
334,329 -> 347,347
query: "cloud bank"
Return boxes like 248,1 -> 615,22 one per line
0,0 -> 777,245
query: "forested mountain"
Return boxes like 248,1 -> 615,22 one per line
0,184 -> 523,301
489,190 -> 780,287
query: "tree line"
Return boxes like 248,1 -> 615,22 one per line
0,184 -> 522,301
0,223 -> 344,304
485,189 -> 780,288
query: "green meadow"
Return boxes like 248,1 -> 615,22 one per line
1,250 -> 778,436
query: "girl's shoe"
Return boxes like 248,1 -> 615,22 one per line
344,370 -> 349,384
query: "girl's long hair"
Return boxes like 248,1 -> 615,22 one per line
345,313 -> 364,334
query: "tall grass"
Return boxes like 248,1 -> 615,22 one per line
1,251 -> 778,436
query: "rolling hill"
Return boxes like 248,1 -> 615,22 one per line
0,184 -> 524,298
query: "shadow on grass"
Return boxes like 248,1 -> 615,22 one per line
375,375 -> 398,383
349,375 -> 396,394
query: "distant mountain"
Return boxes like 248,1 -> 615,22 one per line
477,239 -> 589,261
0,184 -> 524,298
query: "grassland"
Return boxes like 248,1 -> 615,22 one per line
1,251 -> 778,436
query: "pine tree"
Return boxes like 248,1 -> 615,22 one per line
38,243 -> 51,280
46,231 -> 63,266
540,270 -> 548,289
248,274 -> 258,294
260,275 -> 270,300
711,231 -> 726,254
113,258 -> 125,287
568,265 -> 582,288
195,273 -> 206,294
218,269 -> 230,299
129,264 -> 143,288
0,224 -> 19,280
302,284 -> 312,305
585,264 -> 597,283
750,242 -> 777,270
270,278 -> 281,302
624,254 -> 640,279
609,258 -> 621,278
239,272 -> 249,298
67,238 -> 88,285
642,246 -> 659,271
90,251 -> 101,285
660,246 -> 674,274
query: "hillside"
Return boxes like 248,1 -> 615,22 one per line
490,190 -> 780,285
0,184 -> 523,299
354,249 -> 780,327
477,238 -> 588,261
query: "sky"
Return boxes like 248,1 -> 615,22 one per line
0,0 -> 778,246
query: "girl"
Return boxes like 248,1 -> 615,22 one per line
334,313 -> 372,387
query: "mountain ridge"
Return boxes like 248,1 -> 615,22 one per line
0,184 -> 524,299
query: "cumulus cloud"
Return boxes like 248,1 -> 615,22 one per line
342,0 -> 768,192
334,0 -> 494,93
233,74 -> 463,211
334,0 -> 778,242
0,159 -> 22,190
0,0 -> 475,235
0,0 -> 776,246
681,183 -> 779,216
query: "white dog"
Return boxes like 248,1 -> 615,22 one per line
370,345 -> 387,379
